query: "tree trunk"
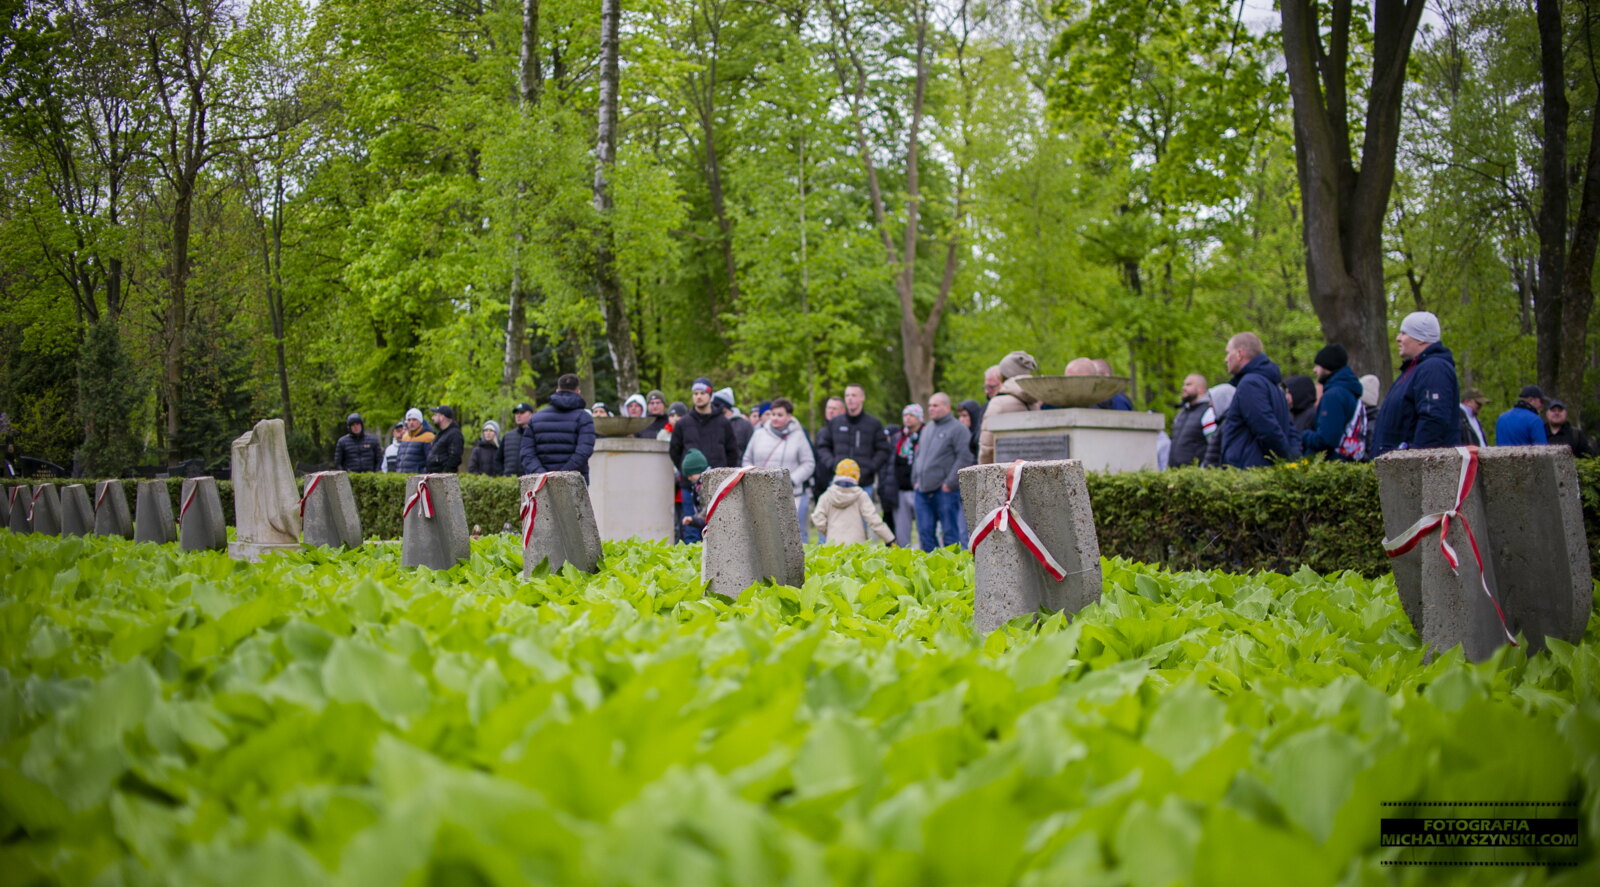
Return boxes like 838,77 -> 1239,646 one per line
1280,0 -> 1426,388
592,0 -> 639,395
1535,0 -> 1568,395
504,0 -> 541,397
1557,77 -> 1600,414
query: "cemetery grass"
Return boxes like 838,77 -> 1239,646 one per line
1,534 -> 1597,886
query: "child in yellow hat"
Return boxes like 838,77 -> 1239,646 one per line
810,458 -> 893,545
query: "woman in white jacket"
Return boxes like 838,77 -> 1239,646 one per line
741,397 -> 815,541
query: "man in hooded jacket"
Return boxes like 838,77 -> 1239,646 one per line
334,413 -> 383,473
1219,332 -> 1300,468
1373,311 -> 1461,456
1300,344 -> 1365,460
521,375 -> 597,481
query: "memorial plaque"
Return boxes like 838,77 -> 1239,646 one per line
995,433 -> 1071,464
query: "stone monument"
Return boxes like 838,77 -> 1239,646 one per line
959,459 -> 1102,633
589,431 -> 675,542
178,476 -> 228,552
28,484 -> 62,535
698,467 -> 804,599
92,480 -> 134,538
0,484 -> 11,528
520,471 -> 603,574
133,479 -> 176,544
8,486 -> 32,533
400,474 -> 470,569
1376,445 -> 1592,660
59,484 -> 94,536
300,471 -> 363,549
983,375 -> 1162,472
230,418 -> 302,560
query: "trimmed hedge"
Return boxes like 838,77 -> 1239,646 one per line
7,461 -> 1598,577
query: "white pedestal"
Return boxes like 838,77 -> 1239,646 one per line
987,409 -> 1163,473
590,438 -> 675,542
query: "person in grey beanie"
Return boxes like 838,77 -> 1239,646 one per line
1372,310 -> 1461,456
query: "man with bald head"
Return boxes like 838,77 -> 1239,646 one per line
1169,374 -> 1211,467
1219,332 -> 1299,468
912,392 -> 974,549
1064,357 -> 1133,409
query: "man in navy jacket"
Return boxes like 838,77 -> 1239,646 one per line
1300,344 -> 1365,460
1219,332 -> 1300,468
520,374 -> 597,481
1372,311 -> 1462,457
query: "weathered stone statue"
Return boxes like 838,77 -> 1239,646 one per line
230,418 -> 302,560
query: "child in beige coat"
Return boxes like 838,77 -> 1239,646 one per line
810,458 -> 894,545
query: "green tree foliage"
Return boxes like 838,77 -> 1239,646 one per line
75,317 -> 145,476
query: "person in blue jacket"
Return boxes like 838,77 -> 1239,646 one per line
1494,385 -> 1548,446
1372,311 -> 1462,457
1301,343 -> 1365,460
520,373 -> 597,481
1219,332 -> 1300,468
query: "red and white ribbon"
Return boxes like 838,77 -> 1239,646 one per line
27,486 -> 43,521
402,478 -> 434,519
94,483 -> 111,514
968,460 -> 1069,581
519,473 -> 549,547
704,466 -> 754,525
178,484 -> 198,526
1382,446 -> 1517,646
10,486 -> 22,511
298,472 -> 327,518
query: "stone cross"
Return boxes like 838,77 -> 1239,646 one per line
59,484 -> 94,536
26,484 -> 62,536
301,471 -> 363,549
520,471 -> 603,575
133,479 -> 176,545
959,459 -> 1102,634
230,418 -> 302,560
400,473 -> 470,569
1376,445 -> 1592,660
178,476 -> 227,552
92,480 -> 134,538
698,467 -> 804,599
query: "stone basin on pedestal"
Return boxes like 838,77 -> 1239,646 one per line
988,376 -> 1161,473
589,424 -> 675,542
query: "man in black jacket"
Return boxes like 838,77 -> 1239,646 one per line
1168,375 -> 1210,467
333,413 -> 383,473
501,402 -> 535,475
425,406 -> 465,473
816,383 -> 891,492
521,374 -> 597,480
670,377 -> 741,470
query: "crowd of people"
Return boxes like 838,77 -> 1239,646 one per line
331,309 -> 1594,550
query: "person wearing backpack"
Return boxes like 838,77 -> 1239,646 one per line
1300,344 -> 1366,461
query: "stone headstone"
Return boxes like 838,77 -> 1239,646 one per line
28,484 -> 62,535
230,418 -> 302,561
520,471 -> 603,574
699,467 -> 804,599
0,485 -> 11,529
7,486 -> 31,533
92,480 -> 134,538
59,484 -> 94,536
1377,445 -> 1592,660
133,479 -> 176,544
401,474 -> 470,569
959,459 -> 1102,634
301,471 -> 363,549
178,476 -> 227,552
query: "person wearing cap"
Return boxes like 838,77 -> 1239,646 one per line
659,400 -> 688,443
635,390 -> 670,439
522,373 -> 597,481
1301,344 -> 1366,460
382,422 -> 406,472
676,448 -> 711,542
1495,385 -> 1548,446
333,413 -> 383,473
979,351 -> 1043,463
467,420 -> 502,474
622,394 -> 647,419
1458,388 -> 1490,447
1545,399 -> 1596,457
501,402 -> 536,476
394,408 -> 436,474
816,384 -> 891,493
1200,383 -> 1236,467
671,378 -> 741,471
810,458 -> 894,546
1219,332 -> 1300,468
714,387 -> 754,454
741,396 -> 815,540
425,405 -> 464,472
1373,311 -> 1462,457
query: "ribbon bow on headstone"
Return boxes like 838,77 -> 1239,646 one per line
402,478 -> 435,520
177,484 -> 198,526
968,460 -> 1068,582
1381,445 -> 1516,646
298,472 -> 328,518
519,473 -> 549,547
27,486 -> 43,522
704,466 -> 754,524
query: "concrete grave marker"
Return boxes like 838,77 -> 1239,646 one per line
698,467 -> 804,599
28,485 -> 62,535
401,474 -> 470,570
0,485 -> 11,529
92,480 -> 134,538
300,471 -> 363,549
959,459 -> 1102,634
1377,445 -> 1592,660
177,476 -> 227,552
133,479 -> 176,544
59,484 -> 94,536
7,486 -> 31,533
230,418 -> 302,560
520,471 -> 602,575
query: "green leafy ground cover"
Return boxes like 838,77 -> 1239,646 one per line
1,533 -> 1597,886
